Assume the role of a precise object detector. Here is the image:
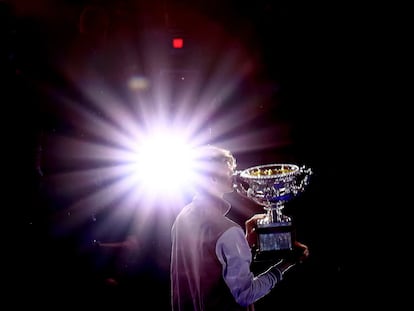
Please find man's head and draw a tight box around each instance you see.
[193,145,236,197]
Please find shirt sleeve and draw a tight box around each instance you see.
[215,226,282,307]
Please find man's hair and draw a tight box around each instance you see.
[193,145,236,179]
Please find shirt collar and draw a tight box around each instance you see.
[193,194,231,215]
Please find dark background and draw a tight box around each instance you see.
[3,0,397,309]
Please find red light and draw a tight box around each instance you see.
[172,38,184,49]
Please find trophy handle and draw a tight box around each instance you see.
[295,165,313,194]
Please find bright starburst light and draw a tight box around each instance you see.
[132,127,198,197]
[42,17,291,246]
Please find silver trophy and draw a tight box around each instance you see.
[233,163,312,260]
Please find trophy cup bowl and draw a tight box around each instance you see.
[233,163,312,261]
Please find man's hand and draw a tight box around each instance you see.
[293,240,310,263]
[245,214,266,248]
[284,240,310,264]
[272,241,310,276]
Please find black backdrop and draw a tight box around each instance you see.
[3,0,382,309]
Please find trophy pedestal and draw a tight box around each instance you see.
[254,210,296,262]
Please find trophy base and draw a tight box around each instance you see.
[254,221,295,262]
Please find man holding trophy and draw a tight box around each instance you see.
[170,145,310,311]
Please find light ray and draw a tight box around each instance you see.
[44,19,289,245]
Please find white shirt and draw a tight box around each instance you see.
[215,226,282,306]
